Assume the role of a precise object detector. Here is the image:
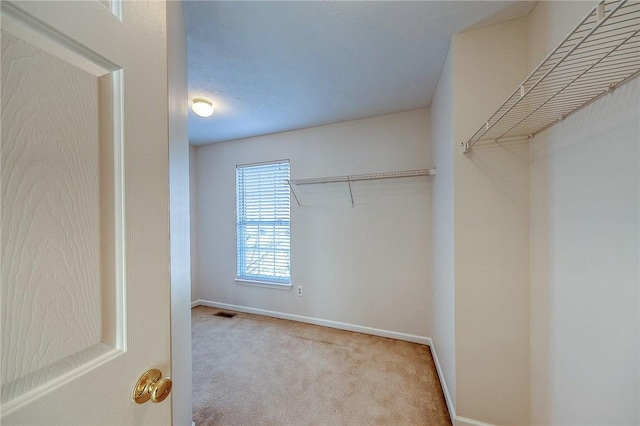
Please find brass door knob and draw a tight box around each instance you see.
[132,368,172,404]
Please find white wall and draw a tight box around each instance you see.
[430,46,457,413]
[193,109,432,338]
[190,144,198,303]
[528,2,640,424]
[452,17,530,425]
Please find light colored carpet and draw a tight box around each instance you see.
[192,306,452,426]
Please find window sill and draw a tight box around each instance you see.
[235,279,292,290]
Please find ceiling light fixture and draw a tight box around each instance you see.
[192,98,214,117]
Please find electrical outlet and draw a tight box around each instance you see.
[296,286,303,297]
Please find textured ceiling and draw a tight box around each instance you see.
[185,1,536,145]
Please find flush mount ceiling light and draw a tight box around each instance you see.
[192,98,214,117]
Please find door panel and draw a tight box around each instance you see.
[1,1,171,424]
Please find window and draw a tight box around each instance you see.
[236,160,291,285]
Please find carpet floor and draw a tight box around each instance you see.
[192,306,452,426]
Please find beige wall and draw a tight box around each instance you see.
[528,1,640,424]
[452,17,531,425]
[193,109,432,338]
[429,16,531,425]
[430,45,457,413]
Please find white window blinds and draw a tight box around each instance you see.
[236,160,291,284]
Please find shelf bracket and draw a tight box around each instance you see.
[347,178,354,207]
[286,179,301,208]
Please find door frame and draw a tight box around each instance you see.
[167,2,193,425]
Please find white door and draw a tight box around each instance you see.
[1,0,172,424]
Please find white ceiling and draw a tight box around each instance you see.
[185,1,536,145]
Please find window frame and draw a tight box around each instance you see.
[235,159,291,288]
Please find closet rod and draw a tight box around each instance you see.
[289,168,435,186]
[286,169,435,207]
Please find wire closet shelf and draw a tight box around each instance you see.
[287,168,435,207]
[463,0,640,153]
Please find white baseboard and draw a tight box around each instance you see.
[191,299,429,345]
[424,338,496,426]
[427,337,456,424]
[454,416,496,426]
